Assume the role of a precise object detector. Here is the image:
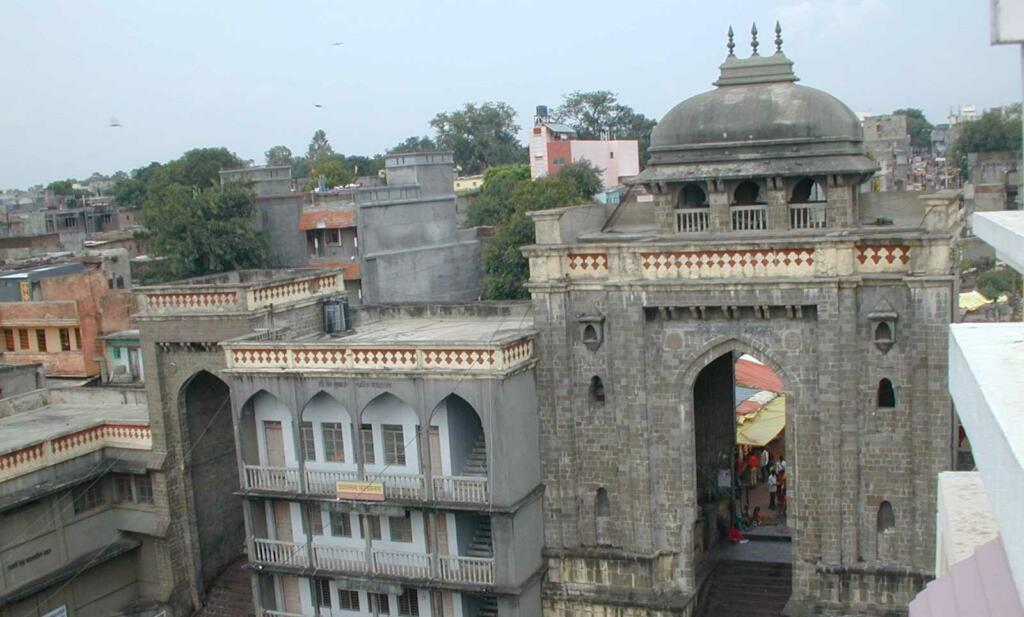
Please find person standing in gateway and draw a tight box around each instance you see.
[768,469,778,510]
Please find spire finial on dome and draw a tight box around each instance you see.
[774,21,783,53]
[751,22,759,55]
[727,25,735,57]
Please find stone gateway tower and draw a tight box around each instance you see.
[525,26,959,617]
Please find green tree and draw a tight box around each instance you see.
[142,182,270,282]
[390,135,436,153]
[304,157,355,190]
[977,267,1020,301]
[556,160,603,199]
[46,180,75,196]
[265,145,293,167]
[162,147,244,189]
[430,102,526,174]
[893,108,933,149]
[950,108,1023,178]
[307,129,334,160]
[464,165,531,227]
[553,90,658,163]
[481,175,589,299]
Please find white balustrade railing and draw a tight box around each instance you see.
[304,468,360,495]
[376,472,425,500]
[253,538,308,568]
[313,544,368,573]
[261,610,307,617]
[731,205,768,231]
[372,549,431,578]
[433,476,488,504]
[675,207,710,233]
[244,465,300,492]
[439,555,495,585]
[789,203,827,229]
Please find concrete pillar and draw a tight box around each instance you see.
[709,188,731,232]
[767,185,789,231]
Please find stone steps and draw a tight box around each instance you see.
[697,560,791,617]
[193,558,253,617]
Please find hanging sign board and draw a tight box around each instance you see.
[336,481,385,501]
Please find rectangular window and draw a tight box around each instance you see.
[112,347,121,359]
[330,511,352,537]
[304,504,324,535]
[136,475,154,504]
[338,588,360,610]
[398,588,419,616]
[360,424,375,464]
[36,329,47,352]
[322,422,345,462]
[389,514,413,543]
[72,483,103,514]
[112,475,134,503]
[300,422,316,461]
[370,593,389,615]
[315,579,332,609]
[360,515,382,540]
[18,329,28,350]
[382,424,406,465]
[329,229,341,245]
[59,328,71,351]
[3,329,13,351]
[73,328,81,348]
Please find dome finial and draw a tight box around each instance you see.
[774,21,783,53]
[727,25,735,56]
[751,22,759,55]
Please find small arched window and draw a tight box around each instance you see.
[595,487,611,545]
[877,500,895,533]
[790,177,825,203]
[877,378,896,408]
[679,183,708,207]
[874,322,892,343]
[589,376,605,403]
[733,180,762,205]
[583,325,598,344]
[595,488,610,517]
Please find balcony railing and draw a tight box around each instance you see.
[313,544,368,573]
[789,202,827,229]
[439,555,495,585]
[373,549,432,579]
[675,207,710,233]
[257,539,495,585]
[376,472,426,500]
[731,205,768,231]
[260,610,307,617]
[432,476,488,504]
[244,465,300,492]
[304,468,359,495]
[253,538,308,568]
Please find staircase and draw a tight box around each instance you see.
[192,558,253,617]
[696,560,791,617]
[462,433,488,476]
[466,517,493,558]
[478,596,498,617]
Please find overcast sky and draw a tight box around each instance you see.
[1,0,1020,189]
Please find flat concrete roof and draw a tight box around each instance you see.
[973,211,1024,273]
[328,316,534,346]
[0,401,147,455]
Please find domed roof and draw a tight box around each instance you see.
[650,81,863,150]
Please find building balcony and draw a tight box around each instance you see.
[674,207,710,233]
[137,269,344,316]
[730,204,768,230]
[253,538,495,585]
[243,464,490,506]
[789,202,827,229]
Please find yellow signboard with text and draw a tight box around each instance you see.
[336,481,385,502]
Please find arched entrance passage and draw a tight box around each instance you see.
[688,346,794,613]
[180,370,243,588]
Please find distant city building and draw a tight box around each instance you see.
[219,165,293,197]
[949,104,981,125]
[0,266,136,377]
[528,105,640,189]
[862,113,913,191]
[98,329,143,384]
[454,174,485,193]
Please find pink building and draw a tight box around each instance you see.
[528,109,640,190]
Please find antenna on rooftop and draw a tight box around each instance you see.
[774,21,783,53]
[751,23,759,55]
[727,26,735,56]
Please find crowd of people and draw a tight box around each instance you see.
[732,446,787,535]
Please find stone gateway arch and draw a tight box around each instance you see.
[525,32,957,617]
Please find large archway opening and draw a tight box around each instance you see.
[691,350,792,614]
[181,370,243,590]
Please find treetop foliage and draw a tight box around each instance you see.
[949,107,1023,178]
[553,90,657,164]
[430,102,526,175]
